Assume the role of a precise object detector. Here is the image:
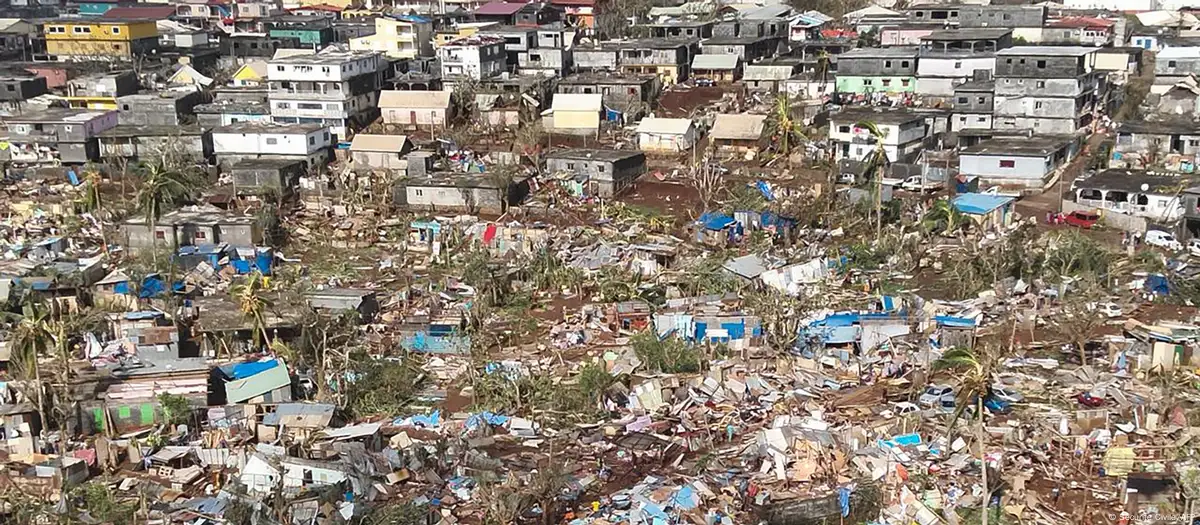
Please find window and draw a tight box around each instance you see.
[882,79,892,86]
[901,61,909,68]
[977,97,985,104]
[276,102,290,109]
[567,162,575,169]
[277,66,285,72]
[415,189,423,196]
[1003,14,1011,20]
[901,79,910,87]
[309,136,315,145]
[1036,80,1045,88]
[1035,101,1043,109]
[1169,60,1178,68]
[321,66,330,73]
[324,132,330,141]
[977,117,987,123]
[628,87,637,95]
[1005,58,1012,64]
[954,61,962,69]
[1036,60,1046,69]
[195,231,206,239]
[266,138,278,145]
[73,26,91,34]
[47,26,65,33]
[111,26,121,34]
[5,85,12,92]
[959,116,967,123]
[999,160,1015,168]
[598,165,606,172]
[884,60,892,68]
[838,125,850,133]
[864,79,873,86]
[957,97,968,104]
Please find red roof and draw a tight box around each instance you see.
[549,0,593,6]
[1049,16,1115,29]
[100,5,176,19]
[473,1,528,16]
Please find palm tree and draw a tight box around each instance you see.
[765,94,807,161]
[934,346,1000,525]
[135,160,196,264]
[855,121,890,237]
[922,199,970,237]
[7,304,54,441]
[232,271,273,351]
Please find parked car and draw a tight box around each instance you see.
[919,384,953,406]
[885,401,921,418]
[1064,210,1099,229]
[990,385,1024,404]
[694,78,716,87]
[1076,392,1106,407]
[901,176,944,193]
[1146,230,1183,251]
[1188,238,1200,258]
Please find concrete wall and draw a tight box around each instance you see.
[838,56,918,76]
[960,153,1051,186]
[1157,55,1200,77]
[551,109,599,132]
[994,116,1080,134]
[574,48,617,69]
[993,94,1082,120]
[351,150,408,171]
[1062,199,1147,233]
[952,113,992,131]
[835,75,915,94]
[639,130,696,152]
[382,107,447,126]
[880,28,934,47]
[405,184,505,214]
[996,54,1089,78]
[994,75,1097,97]
[954,92,993,113]
[212,128,331,156]
[959,6,1045,28]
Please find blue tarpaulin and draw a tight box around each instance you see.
[755,181,775,201]
[139,275,166,298]
[838,487,852,517]
[1147,274,1170,295]
[697,212,736,231]
[465,411,510,429]
[113,281,130,294]
[934,315,977,328]
[67,170,79,186]
[229,359,280,379]
[393,410,441,428]
[232,260,252,274]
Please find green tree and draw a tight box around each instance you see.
[922,199,970,237]
[135,160,198,264]
[854,120,890,237]
[934,346,1001,525]
[157,392,192,427]
[7,303,54,441]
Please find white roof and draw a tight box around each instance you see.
[744,65,794,81]
[710,113,767,140]
[1159,46,1200,59]
[272,48,315,60]
[693,54,740,70]
[637,117,694,135]
[843,4,900,20]
[378,90,452,109]
[552,93,602,112]
[350,134,410,152]
[0,19,30,33]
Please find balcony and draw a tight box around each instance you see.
[270,104,349,120]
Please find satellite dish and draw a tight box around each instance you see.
[1141,183,1150,192]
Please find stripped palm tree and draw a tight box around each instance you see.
[232,271,273,350]
[765,94,808,163]
[934,345,1000,525]
[135,160,197,264]
[854,121,890,237]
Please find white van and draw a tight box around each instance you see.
[1145,230,1183,251]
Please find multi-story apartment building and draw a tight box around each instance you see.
[437,34,506,81]
[835,47,919,95]
[43,20,158,61]
[916,29,1010,97]
[951,79,995,132]
[267,51,385,140]
[0,108,119,164]
[573,38,699,84]
[349,14,434,59]
[211,121,333,169]
[959,5,1046,44]
[993,46,1103,135]
[829,108,928,163]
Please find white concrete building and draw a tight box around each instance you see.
[437,34,506,81]
[1062,0,1157,10]
[267,50,384,140]
[636,117,698,152]
[828,109,927,163]
[212,122,332,169]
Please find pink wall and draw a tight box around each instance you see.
[23,65,69,89]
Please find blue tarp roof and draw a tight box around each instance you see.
[952,193,1015,215]
[124,311,163,320]
[697,212,736,230]
[815,326,861,344]
[934,315,977,328]
[228,359,280,379]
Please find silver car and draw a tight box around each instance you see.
[919,384,953,407]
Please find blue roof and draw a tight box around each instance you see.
[952,193,1015,215]
[228,359,281,379]
[816,326,861,344]
[934,315,977,328]
[124,311,164,320]
[697,212,736,230]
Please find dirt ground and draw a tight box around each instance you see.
[655,85,735,118]
[625,180,705,221]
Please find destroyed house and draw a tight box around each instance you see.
[1,108,119,164]
[116,91,204,127]
[654,311,763,345]
[575,38,700,83]
[221,359,293,405]
[545,149,647,198]
[649,20,714,39]
[121,206,263,251]
[304,288,380,321]
[221,34,303,58]
[556,74,658,112]
[399,314,470,355]
[1113,120,1200,170]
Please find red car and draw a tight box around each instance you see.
[1076,392,1105,407]
[1064,211,1100,229]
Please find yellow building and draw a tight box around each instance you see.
[44,20,158,60]
[350,16,434,59]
